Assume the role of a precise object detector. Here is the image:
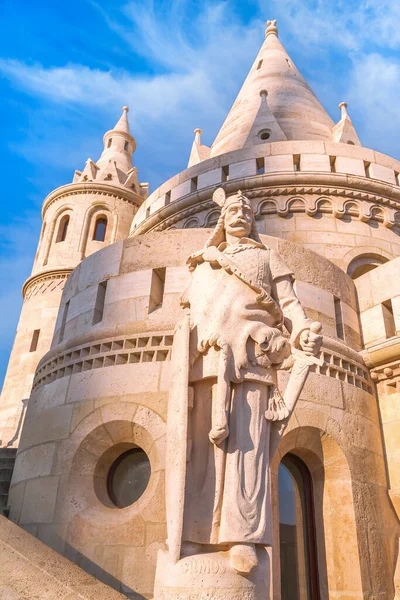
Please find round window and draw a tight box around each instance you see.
[107,448,151,508]
[258,129,271,141]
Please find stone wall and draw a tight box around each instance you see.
[8,230,397,599]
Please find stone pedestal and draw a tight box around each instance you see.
[153,547,270,600]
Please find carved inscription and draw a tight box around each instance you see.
[180,558,228,575]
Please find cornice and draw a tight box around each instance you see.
[131,171,400,235]
[42,181,142,217]
[22,268,73,299]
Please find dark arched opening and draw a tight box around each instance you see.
[279,453,320,600]
[93,217,107,242]
[56,214,70,243]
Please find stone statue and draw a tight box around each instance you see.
[155,188,322,599]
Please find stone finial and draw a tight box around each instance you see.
[194,128,202,144]
[265,19,278,37]
[122,105,129,112]
[339,102,348,119]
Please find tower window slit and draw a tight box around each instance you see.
[382,299,396,339]
[364,161,371,178]
[29,329,40,352]
[395,172,400,186]
[107,138,112,148]
[222,165,230,182]
[293,154,301,172]
[59,300,70,343]
[165,191,171,205]
[93,281,108,325]
[329,156,336,173]
[124,141,129,151]
[56,215,70,243]
[93,217,107,242]
[334,296,344,340]
[256,157,265,175]
[191,177,198,192]
[149,268,166,313]
[257,60,263,70]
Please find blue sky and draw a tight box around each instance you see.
[1,0,400,386]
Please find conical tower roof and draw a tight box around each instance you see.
[97,106,136,172]
[210,20,335,157]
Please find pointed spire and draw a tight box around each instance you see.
[97,106,136,173]
[188,127,211,167]
[210,20,335,157]
[113,105,131,136]
[332,101,361,145]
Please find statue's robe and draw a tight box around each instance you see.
[182,238,311,546]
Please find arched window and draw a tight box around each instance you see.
[279,454,320,600]
[56,215,70,243]
[93,217,107,242]
[347,253,389,279]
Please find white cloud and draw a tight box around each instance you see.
[263,0,400,52]
[346,52,400,158]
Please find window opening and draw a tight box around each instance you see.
[149,267,166,313]
[107,138,112,148]
[93,217,107,242]
[146,207,151,219]
[334,296,344,340]
[222,165,230,182]
[124,141,129,151]
[382,299,396,339]
[258,129,271,141]
[56,215,70,243]
[364,161,371,178]
[256,157,265,175]
[257,59,263,70]
[165,191,171,205]
[29,329,40,352]
[93,280,108,325]
[329,156,336,173]
[59,300,70,343]
[191,177,198,192]
[293,154,301,172]
[279,454,320,600]
[107,448,151,508]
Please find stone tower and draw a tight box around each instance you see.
[3,19,400,600]
[0,107,145,447]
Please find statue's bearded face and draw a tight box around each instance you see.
[224,201,252,239]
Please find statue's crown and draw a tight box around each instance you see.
[212,188,252,211]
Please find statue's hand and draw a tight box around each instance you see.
[299,323,322,356]
[209,426,229,446]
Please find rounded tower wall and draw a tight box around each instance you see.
[33,183,140,275]
[130,141,400,274]
[8,230,393,598]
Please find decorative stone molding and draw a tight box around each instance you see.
[132,172,400,235]
[32,331,174,390]
[23,269,73,300]
[42,181,142,217]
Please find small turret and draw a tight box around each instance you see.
[188,128,211,167]
[332,101,361,146]
[97,106,136,173]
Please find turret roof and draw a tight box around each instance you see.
[210,19,335,157]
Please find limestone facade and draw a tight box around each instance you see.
[0,108,145,447]
[2,18,400,600]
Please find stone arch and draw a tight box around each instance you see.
[343,246,393,279]
[183,217,200,229]
[315,197,333,214]
[287,197,306,213]
[258,199,277,216]
[343,200,361,217]
[205,210,221,227]
[271,426,363,599]
[80,203,116,258]
[43,204,75,266]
